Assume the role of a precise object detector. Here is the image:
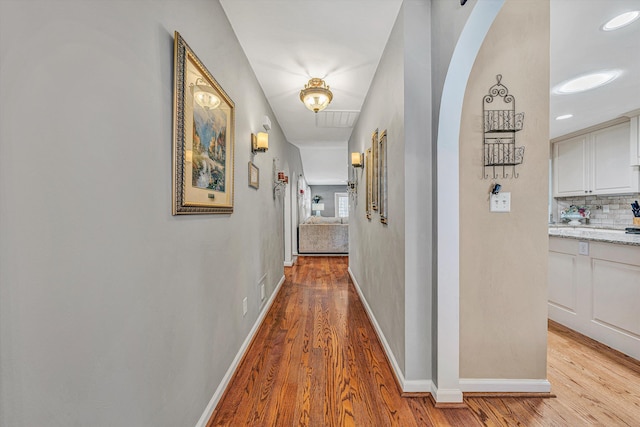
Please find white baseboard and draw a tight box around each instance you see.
[433,387,464,403]
[284,256,297,267]
[348,268,405,387]
[195,274,286,427]
[459,378,552,393]
[403,379,434,393]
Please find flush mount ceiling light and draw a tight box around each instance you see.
[191,78,221,110]
[553,70,621,94]
[555,114,573,120]
[602,11,640,31]
[300,78,333,113]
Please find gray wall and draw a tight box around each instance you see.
[348,4,407,376]
[309,185,346,217]
[0,1,302,426]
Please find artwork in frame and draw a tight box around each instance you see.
[379,130,388,224]
[172,31,235,215]
[371,129,379,211]
[365,148,372,220]
[248,161,259,189]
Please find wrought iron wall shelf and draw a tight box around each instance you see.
[483,75,525,179]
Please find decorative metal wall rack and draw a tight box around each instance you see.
[483,74,525,179]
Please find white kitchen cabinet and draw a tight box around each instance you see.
[553,134,588,197]
[552,121,639,197]
[549,236,640,360]
[630,115,640,166]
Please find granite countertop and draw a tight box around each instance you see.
[548,226,640,246]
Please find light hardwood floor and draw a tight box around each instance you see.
[208,256,640,426]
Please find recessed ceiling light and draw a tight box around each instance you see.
[602,11,640,31]
[553,70,621,94]
[555,114,573,121]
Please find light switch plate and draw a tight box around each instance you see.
[490,192,511,212]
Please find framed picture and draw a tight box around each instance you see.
[366,148,372,220]
[379,130,388,224]
[172,31,235,215]
[371,129,379,211]
[248,161,259,189]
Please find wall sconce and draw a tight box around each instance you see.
[273,159,289,196]
[351,152,364,168]
[251,132,269,153]
[347,179,357,198]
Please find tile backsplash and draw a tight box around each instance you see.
[555,193,640,228]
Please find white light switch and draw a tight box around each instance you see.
[490,192,511,212]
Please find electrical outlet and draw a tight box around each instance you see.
[490,192,511,212]
[578,241,589,256]
[242,297,248,316]
[260,284,265,301]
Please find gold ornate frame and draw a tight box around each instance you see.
[248,162,259,189]
[371,129,379,211]
[379,130,388,224]
[172,31,235,215]
[366,148,372,220]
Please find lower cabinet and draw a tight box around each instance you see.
[549,237,640,360]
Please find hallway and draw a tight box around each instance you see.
[208,257,640,426]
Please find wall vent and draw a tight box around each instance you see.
[315,110,360,128]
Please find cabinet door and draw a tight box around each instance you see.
[553,135,588,197]
[592,122,638,194]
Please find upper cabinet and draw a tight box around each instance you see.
[552,121,639,197]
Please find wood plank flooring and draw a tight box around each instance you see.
[208,256,640,426]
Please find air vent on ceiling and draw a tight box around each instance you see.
[315,110,360,128]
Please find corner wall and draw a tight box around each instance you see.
[348,3,406,375]
[0,1,302,426]
[459,0,550,382]
[348,0,433,386]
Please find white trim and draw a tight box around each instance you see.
[435,0,504,404]
[459,378,552,393]
[403,379,434,393]
[195,274,286,427]
[348,268,434,395]
[284,256,297,267]
[433,388,464,403]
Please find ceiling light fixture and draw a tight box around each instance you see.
[553,70,621,94]
[300,78,333,113]
[555,114,573,120]
[602,11,640,31]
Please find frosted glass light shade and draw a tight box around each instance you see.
[256,132,268,150]
[351,152,363,167]
[300,78,333,113]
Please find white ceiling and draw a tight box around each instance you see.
[220,0,403,185]
[221,0,640,184]
[551,0,640,139]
